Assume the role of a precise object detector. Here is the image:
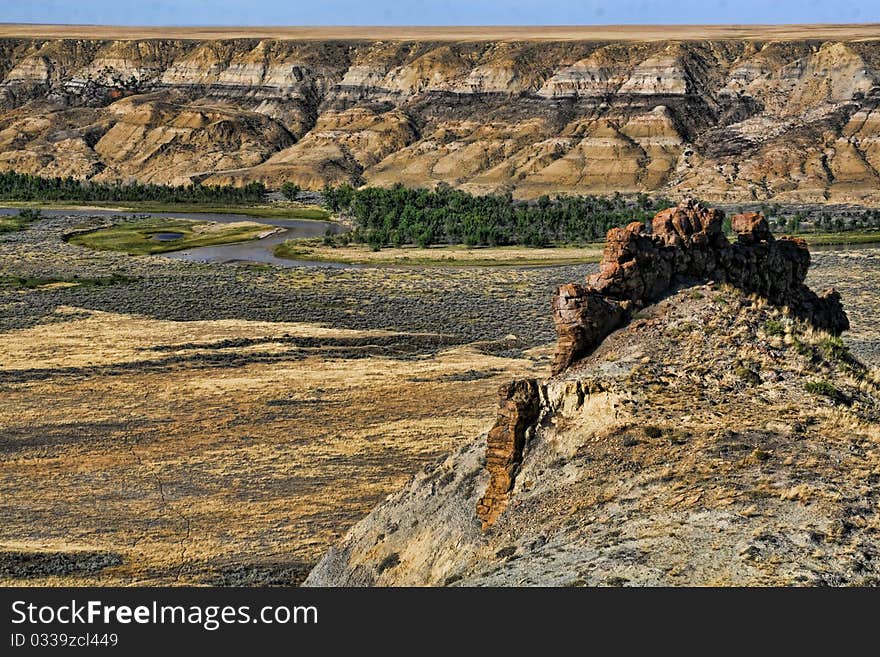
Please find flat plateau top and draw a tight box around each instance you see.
[0,23,878,41]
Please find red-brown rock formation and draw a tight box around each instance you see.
[731,212,772,243]
[551,199,849,375]
[476,379,542,529]
[551,284,630,377]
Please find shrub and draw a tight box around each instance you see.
[764,319,784,336]
[804,380,845,403]
[280,182,301,201]
[377,553,400,573]
[323,183,677,247]
[736,365,761,386]
[0,208,42,234]
[643,426,662,439]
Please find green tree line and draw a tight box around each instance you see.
[743,203,880,234]
[0,171,266,205]
[323,183,674,248]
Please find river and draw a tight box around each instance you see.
[4,207,879,268]
[0,206,347,268]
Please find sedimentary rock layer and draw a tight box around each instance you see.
[1,36,880,200]
[475,379,542,528]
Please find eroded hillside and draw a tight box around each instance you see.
[305,203,880,586]
[307,284,880,586]
[1,33,880,201]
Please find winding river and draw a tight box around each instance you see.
[4,207,879,268]
[0,207,346,268]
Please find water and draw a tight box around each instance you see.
[11,205,875,268]
[151,232,184,241]
[163,222,354,268]
[158,216,347,268]
[0,206,344,267]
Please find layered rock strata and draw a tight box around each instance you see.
[1,36,880,200]
[475,379,542,528]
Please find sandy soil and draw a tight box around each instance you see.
[1,24,878,41]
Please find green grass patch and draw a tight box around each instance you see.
[801,231,880,246]
[804,380,846,403]
[1,200,331,221]
[790,335,812,356]
[764,319,785,336]
[0,208,42,234]
[68,218,274,255]
[819,336,866,377]
[0,273,137,289]
[820,336,848,360]
[273,239,600,267]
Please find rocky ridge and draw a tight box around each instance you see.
[306,202,880,587]
[1,36,880,200]
[551,199,849,375]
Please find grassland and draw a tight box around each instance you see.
[1,200,331,221]
[0,209,41,234]
[274,239,605,267]
[0,214,28,234]
[800,231,880,246]
[3,207,880,585]
[273,231,880,267]
[68,217,276,255]
[0,273,136,290]
[0,307,547,585]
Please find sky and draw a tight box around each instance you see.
[1,0,877,26]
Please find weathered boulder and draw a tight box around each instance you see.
[551,284,629,375]
[589,221,674,302]
[652,199,726,249]
[731,211,773,243]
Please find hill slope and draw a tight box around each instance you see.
[1,29,880,201]
[306,285,880,586]
[305,203,880,586]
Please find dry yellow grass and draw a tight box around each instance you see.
[276,242,604,266]
[0,306,395,369]
[0,307,548,585]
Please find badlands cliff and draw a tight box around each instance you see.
[1,31,880,201]
[305,202,880,586]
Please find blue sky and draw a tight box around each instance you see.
[1,0,876,26]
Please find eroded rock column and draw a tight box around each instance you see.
[476,379,541,529]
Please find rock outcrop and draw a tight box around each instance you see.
[1,33,880,200]
[307,273,880,586]
[304,197,880,586]
[551,199,849,374]
[475,379,542,528]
